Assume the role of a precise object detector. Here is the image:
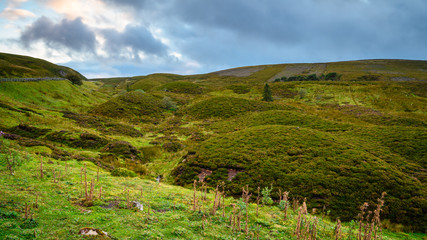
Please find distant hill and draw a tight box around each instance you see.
[124,59,427,94]
[0,52,86,80]
[212,59,427,82]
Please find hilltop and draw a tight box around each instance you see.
[0,54,426,239]
[0,52,86,80]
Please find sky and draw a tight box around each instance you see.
[0,0,426,78]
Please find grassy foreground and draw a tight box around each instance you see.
[1,145,425,240]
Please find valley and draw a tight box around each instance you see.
[0,53,426,239]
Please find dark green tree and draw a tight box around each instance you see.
[66,73,83,86]
[262,83,273,102]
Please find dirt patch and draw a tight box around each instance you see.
[268,63,327,82]
[214,66,265,77]
[391,77,416,81]
[336,104,383,117]
[197,169,212,182]
[228,169,243,181]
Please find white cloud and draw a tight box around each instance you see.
[44,0,133,31]
[0,7,35,20]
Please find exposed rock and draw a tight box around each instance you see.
[132,201,144,211]
[79,227,109,238]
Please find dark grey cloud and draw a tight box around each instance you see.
[101,24,168,59]
[154,0,427,67]
[102,0,149,9]
[16,0,426,77]
[20,16,96,52]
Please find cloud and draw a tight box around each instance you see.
[0,7,35,20]
[20,16,97,52]
[101,24,168,60]
[5,0,427,77]
[148,0,427,67]
[102,0,149,9]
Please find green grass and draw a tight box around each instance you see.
[181,96,294,119]
[0,52,85,79]
[0,80,107,112]
[1,55,426,237]
[0,147,425,239]
[90,91,167,121]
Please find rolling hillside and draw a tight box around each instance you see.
[0,52,86,80]
[0,54,426,238]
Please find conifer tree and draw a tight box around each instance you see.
[262,83,273,102]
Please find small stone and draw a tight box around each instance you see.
[79,227,109,238]
[132,201,144,211]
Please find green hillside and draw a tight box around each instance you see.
[0,55,426,238]
[0,52,86,79]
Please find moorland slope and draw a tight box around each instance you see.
[0,53,426,238]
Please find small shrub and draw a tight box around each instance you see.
[278,200,289,210]
[162,141,184,152]
[140,146,161,161]
[261,186,273,206]
[324,72,339,80]
[298,89,307,98]
[305,74,318,81]
[66,73,83,86]
[160,96,178,111]
[226,84,251,94]
[111,167,137,177]
[102,141,140,159]
[132,165,148,175]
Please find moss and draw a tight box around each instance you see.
[140,146,162,161]
[226,84,251,94]
[210,110,352,133]
[102,141,141,159]
[111,167,137,177]
[181,96,292,119]
[159,81,203,94]
[162,141,184,152]
[90,91,165,121]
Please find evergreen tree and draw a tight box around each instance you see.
[262,83,273,102]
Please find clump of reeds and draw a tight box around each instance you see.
[242,185,252,234]
[193,180,198,211]
[335,218,342,240]
[256,186,260,217]
[302,197,308,215]
[358,192,386,240]
[39,157,43,179]
[211,185,221,215]
[295,206,318,240]
[282,191,289,220]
